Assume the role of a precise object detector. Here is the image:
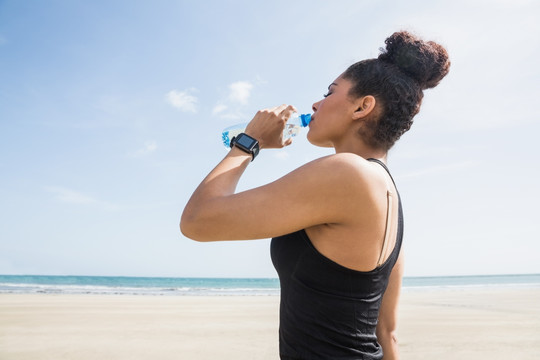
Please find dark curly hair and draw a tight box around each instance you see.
[342,31,450,150]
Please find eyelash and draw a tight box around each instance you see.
[323,92,331,98]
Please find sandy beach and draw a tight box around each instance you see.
[1,287,539,360]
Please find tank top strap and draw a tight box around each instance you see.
[367,158,398,188]
[367,158,404,267]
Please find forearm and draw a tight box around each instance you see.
[180,147,252,239]
[180,104,296,240]
[378,330,399,360]
[193,147,251,197]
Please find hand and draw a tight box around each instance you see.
[244,104,297,149]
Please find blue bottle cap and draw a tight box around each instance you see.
[300,114,312,127]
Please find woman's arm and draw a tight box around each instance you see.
[180,151,372,241]
[376,252,404,360]
[180,106,375,242]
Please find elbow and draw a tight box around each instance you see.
[377,326,399,348]
[180,209,205,242]
[179,221,194,241]
[181,197,229,242]
[386,330,399,347]
[180,208,216,242]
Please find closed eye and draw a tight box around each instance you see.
[324,82,337,98]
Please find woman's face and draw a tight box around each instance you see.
[307,76,358,148]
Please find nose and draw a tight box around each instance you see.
[312,100,320,113]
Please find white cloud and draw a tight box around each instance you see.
[212,104,228,114]
[212,81,255,120]
[229,81,253,104]
[132,141,157,157]
[45,186,99,205]
[166,89,198,112]
[254,75,267,85]
[44,186,119,210]
[274,151,291,160]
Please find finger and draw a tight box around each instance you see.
[272,104,288,115]
[283,137,293,147]
[277,104,295,113]
[279,104,297,119]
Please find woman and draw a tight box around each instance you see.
[181,31,450,359]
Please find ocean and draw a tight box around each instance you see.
[1,274,539,296]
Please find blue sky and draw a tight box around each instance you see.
[1,0,539,278]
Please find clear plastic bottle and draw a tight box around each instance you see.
[221,113,312,147]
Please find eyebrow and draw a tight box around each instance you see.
[328,82,337,90]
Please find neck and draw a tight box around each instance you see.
[334,139,388,163]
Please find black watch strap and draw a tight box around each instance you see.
[230,133,260,161]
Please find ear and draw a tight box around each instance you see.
[352,95,376,120]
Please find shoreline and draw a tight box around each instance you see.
[1,287,539,359]
[2,273,539,297]
[1,281,539,296]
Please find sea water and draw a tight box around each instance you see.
[0,275,280,296]
[1,274,539,296]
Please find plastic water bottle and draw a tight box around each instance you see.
[221,113,312,147]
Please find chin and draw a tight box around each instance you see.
[307,134,333,148]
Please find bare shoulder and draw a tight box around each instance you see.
[309,153,379,172]
[299,153,385,191]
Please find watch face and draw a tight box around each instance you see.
[236,134,256,149]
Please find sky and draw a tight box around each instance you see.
[1,0,539,278]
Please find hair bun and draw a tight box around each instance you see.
[378,31,450,90]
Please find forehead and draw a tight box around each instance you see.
[330,76,353,90]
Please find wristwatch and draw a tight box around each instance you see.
[230,133,260,161]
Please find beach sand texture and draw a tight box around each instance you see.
[1,288,539,360]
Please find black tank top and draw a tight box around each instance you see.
[270,159,403,360]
